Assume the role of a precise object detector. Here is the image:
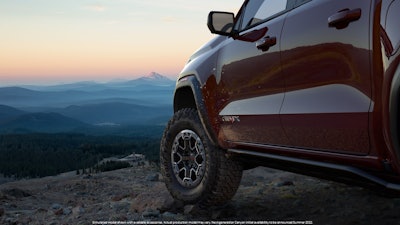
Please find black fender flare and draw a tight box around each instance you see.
[173,75,218,146]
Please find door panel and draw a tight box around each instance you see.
[280,0,372,154]
[217,1,288,146]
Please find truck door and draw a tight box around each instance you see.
[280,0,372,154]
[217,0,290,146]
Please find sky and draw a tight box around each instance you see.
[0,0,243,85]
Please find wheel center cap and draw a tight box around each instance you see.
[182,154,195,162]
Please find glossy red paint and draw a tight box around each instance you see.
[216,14,288,146]
[174,0,400,190]
[280,0,372,155]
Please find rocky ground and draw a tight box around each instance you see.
[1,163,400,225]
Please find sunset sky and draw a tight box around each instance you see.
[0,0,242,85]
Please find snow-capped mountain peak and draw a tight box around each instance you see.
[122,72,174,87]
[144,72,168,80]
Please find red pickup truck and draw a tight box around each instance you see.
[160,0,400,206]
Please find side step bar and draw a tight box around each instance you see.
[228,148,400,192]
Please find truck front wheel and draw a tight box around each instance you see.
[160,108,243,206]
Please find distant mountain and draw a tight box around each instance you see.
[0,87,39,95]
[0,87,42,101]
[0,72,175,134]
[21,81,100,92]
[0,112,90,133]
[20,72,175,92]
[58,102,172,125]
[138,72,172,82]
[0,79,174,108]
[0,105,26,122]
[131,72,174,85]
[0,86,92,108]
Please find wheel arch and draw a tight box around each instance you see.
[173,75,219,145]
[174,86,196,112]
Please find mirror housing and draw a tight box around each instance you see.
[207,11,235,36]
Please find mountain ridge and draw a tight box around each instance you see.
[17,72,175,92]
[0,72,174,134]
[0,105,27,123]
[0,112,90,133]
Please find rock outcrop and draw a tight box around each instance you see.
[1,164,400,225]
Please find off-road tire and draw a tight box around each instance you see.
[160,108,243,206]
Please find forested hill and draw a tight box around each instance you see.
[0,73,173,180]
[0,131,162,179]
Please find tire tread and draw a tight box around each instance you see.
[160,108,243,206]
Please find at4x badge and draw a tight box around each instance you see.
[221,116,241,124]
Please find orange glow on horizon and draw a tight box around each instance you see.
[0,0,243,85]
[0,38,191,82]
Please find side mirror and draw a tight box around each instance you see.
[207,11,235,36]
